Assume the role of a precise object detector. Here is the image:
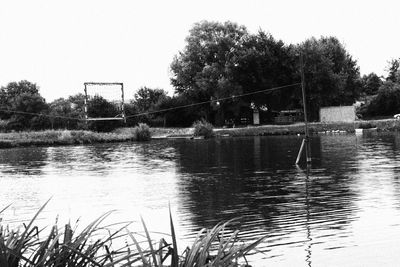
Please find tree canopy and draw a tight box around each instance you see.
[360,73,382,96]
[299,36,361,120]
[171,21,362,123]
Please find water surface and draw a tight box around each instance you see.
[1,134,400,266]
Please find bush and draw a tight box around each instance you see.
[360,81,400,117]
[135,123,151,141]
[193,119,215,138]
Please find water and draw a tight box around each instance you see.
[1,134,400,266]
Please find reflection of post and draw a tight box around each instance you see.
[295,164,312,266]
[254,136,261,170]
[305,166,312,267]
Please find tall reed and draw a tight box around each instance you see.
[0,202,265,266]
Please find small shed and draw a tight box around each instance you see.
[319,106,356,122]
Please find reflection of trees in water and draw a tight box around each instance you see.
[0,147,48,175]
[47,141,179,176]
[174,136,359,246]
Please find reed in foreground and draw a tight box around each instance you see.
[0,201,265,267]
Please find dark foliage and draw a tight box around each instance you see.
[360,81,400,117]
[87,96,122,132]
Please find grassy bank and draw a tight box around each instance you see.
[0,201,263,267]
[0,123,153,149]
[215,119,400,137]
[0,130,137,148]
[2,119,400,149]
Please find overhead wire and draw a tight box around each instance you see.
[125,82,301,118]
[0,109,84,121]
[0,82,301,121]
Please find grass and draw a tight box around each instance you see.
[0,124,152,149]
[0,202,264,267]
[215,118,400,136]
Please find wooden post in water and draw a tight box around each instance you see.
[295,138,305,165]
[296,53,312,165]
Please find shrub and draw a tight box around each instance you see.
[360,81,400,117]
[135,123,151,141]
[193,119,215,138]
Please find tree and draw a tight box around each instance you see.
[360,73,382,96]
[7,93,49,130]
[386,58,400,83]
[156,94,200,127]
[171,22,362,123]
[361,81,400,117]
[0,80,40,120]
[233,31,298,112]
[48,97,84,129]
[131,87,169,125]
[298,37,361,120]
[170,21,248,125]
[87,96,121,132]
[132,87,168,112]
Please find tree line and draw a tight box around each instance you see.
[0,20,398,132]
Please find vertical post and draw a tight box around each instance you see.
[121,83,126,124]
[300,53,312,164]
[84,83,88,124]
[296,138,305,165]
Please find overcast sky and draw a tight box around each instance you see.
[1,0,399,101]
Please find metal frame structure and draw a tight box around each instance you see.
[83,82,126,123]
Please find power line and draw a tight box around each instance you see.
[125,83,301,118]
[0,82,301,122]
[0,109,84,121]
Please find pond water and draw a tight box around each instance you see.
[1,133,400,266]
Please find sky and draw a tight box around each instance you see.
[1,0,400,101]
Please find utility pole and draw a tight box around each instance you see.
[296,53,312,165]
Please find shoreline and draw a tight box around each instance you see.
[214,119,400,137]
[1,119,399,149]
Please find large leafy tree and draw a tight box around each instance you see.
[299,37,361,120]
[7,93,49,130]
[170,21,248,125]
[0,80,41,120]
[0,80,50,130]
[132,87,168,113]
[233,31,298,111]
[131,87,169,125]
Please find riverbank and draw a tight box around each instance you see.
[215,119,400,137]
[1,119,399,149]
[0,129,139,148]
